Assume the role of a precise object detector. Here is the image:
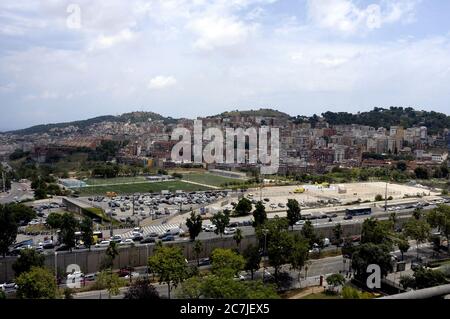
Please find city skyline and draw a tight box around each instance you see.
[1,0,450,130]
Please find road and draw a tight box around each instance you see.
[73,241,431,299]
[0,181,34,204]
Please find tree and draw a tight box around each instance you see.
[396,161,407,171]
[16,267,57,299]
[0,290,6,299]
[427,204,450,253]
[211,210,230,238]
[233,228,243,250]
[234,197,252,216]
[80,217,94,251]
[193,240,203,267]
[8,204,36,224]
[182,275,279,299]
[404,219,431,260]
[360,218,393,249]
[326,273,346,292]
[210,248,245,278]
[351,243,393,281]
[176,276,204,299]
[267,231,294,281]
[252,201,267,227]
[0,205,18,257]
[59,213,78,251]
[414,166,429,179]
[96,270,122,298]
[186,211,202,241]
[148,245,188,299]
[389,212,398,230]
[333,223,343,249]
[397,236,410,261]
[124,278,160,299]
[103,241,119,269]
[300,220,318,248]
[375,194,383,201]
[289,235,309,282]
[400,268,448,290]
[46,212,63,229]
[34,187,48,200]
[286,199,301,230]
[243,245,261,280]
[12,248,45,277]
[412,208,423,220]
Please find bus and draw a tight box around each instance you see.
[345,207,372,217]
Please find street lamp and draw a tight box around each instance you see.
[146,244,150,279]
[54,252,58,283]
[262,228,268,282]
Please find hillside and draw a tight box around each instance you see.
[321,107,450,134]
[212,108,291,119]
[8,111,174,135]
[8,115,117,135]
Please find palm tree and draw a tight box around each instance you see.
[233,229,243,251]
[105,241,119,297]
[193,240,203,267]
[106,241,119,266]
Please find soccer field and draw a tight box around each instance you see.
[182,173,244,187]
[85,176,147,185]
[78,181,212,196]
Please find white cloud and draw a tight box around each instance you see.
[187,15,257,51]
[307,0,419,35]
[148,76,177,90]
[89,29,138,51]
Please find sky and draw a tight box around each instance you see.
[1,0,450,131]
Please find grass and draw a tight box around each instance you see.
[309,248,342,260]
[55,153,89,173]
[78,181,212,196]
[182,172,244,187]
[301,292,342,299]
[85,176,147,185]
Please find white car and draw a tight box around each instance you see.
[95,240,111,248]
[295,220,305,226]
[224,227,237,235]
[205,225,217,232]
[119,238,134,246]
[270,203,277,209]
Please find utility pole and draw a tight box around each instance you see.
[384,166,389,211]
[1,171,5,193]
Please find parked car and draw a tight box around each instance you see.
[111,235,122,243]
[224,227,237,235]
[84,273,97,282]
[295,220,305,226]
[95,240,111,248]
[140,236,156,244]
[198,258,210,266]
[161,235,175,242]
[119,239,134,246]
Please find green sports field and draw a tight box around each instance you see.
[182,173,245,187]
[78,180,212,196]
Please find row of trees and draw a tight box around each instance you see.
[148,243,279,299]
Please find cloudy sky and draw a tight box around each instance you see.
[1,0,450,130]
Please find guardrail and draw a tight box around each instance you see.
[379,284,450,299]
